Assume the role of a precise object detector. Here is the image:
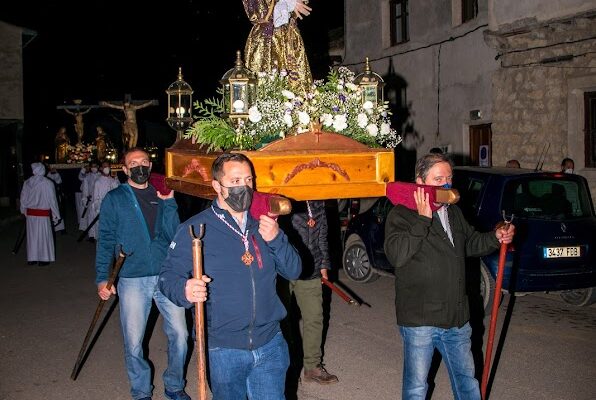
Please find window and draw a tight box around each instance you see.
[503,178,592,220]
[585,91,596,168]
[390,0,409,46]
[462,0,477,23]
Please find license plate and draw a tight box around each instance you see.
[543,246,581,258]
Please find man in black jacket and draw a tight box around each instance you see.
[281,200,338,384]
[384,153,515,400]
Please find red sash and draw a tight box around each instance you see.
[26,208,51,217]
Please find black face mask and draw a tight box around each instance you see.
[222,185,253,212]
[129,165,151,185]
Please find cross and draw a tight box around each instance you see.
[56,100,101,144]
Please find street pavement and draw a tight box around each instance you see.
[1,205,595,400]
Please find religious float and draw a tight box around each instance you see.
[164,56,400,201]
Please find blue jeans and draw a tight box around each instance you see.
[399,323,480,400]
[118,276,188,400]
[208,331,289,400]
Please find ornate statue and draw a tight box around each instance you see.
[243,0,313,96]
[100,98,157,149]
[64,107,92,144]
[55,126,70,163]
[95,126,108,162]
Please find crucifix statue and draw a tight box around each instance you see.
[56,99,99,144]
[100,95,158,149]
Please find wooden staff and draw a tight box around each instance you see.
[189,224,208,400]
[481,215,513,399]
[321,277,360,306]
[71,247,128,380]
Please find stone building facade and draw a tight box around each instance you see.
[342,0,595,197]
[486,9,596,196]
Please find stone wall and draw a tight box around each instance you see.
[487,11,596,197]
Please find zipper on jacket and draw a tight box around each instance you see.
[248,258,256,350]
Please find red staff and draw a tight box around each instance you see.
[481,214,514,399]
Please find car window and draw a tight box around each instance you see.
[453,176,485,218]
[502,178,591,219]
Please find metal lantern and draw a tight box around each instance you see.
[354,57,385,108]
[166,67,194,139]
[220,50,257,124]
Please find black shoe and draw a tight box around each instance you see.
[61,230,68,235]
[27,261,37,266]
[38,262,50,266]
[87,237,96,243]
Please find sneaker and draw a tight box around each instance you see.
[165,389,191,400]
[303,364,339,384]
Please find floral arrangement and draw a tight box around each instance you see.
[66,143,96,164]
[185,66,402,151]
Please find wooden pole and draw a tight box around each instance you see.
[481,220,511,399]
[189,225,208,400]
[71,248,128,380]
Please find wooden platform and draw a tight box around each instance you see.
[165,130,394,201]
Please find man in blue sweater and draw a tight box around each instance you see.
[96,148,190,400]
[159,153,301,400]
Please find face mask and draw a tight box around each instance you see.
[222,184,253,212]
[441,183,452,189]
[102,167,110,175]
[90,167,98,173]
[564,169,573,174]
[129,165,151,185]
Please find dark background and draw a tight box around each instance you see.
[1,0,343,164]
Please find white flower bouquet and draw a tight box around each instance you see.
[185,67,402,151]
[66,143,96,163]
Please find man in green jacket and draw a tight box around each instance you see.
[384,153,515,400]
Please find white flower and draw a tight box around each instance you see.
[321,113,334,127]
[333,114,348,131]
[357,113,369,128]
[298,111,310,125]
[284,101,294,110]
[363,101,374,111]
[366,124,379,137]
[284,113,293,127]
[248,107,262,123]
[346,82,358,91]
[282,90,295,99]
[380,123,391,135]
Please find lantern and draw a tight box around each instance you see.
[166,67,194,139]
[354,57,385,108]
[220,50,257,124]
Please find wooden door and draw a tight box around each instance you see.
[469,124,492,166]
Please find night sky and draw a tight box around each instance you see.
[1,0,342,162]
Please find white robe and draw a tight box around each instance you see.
[76,168,87,226]
[89,175,120,239]
[79,172,99,230]
[20,167,61,262]
[47,171,65,231]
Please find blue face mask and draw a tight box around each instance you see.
[442,183,452,189]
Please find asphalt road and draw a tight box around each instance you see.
[1,209,595,400]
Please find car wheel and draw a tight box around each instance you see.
[480,261,496,315]
[560,287,596,306]
[342,236,378,283]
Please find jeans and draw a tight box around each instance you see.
[208,331,289,400]
[118,276,188,400]
[399,322,480,400]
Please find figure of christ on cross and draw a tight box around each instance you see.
[57,100,99,145]
[99,97,158,149]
